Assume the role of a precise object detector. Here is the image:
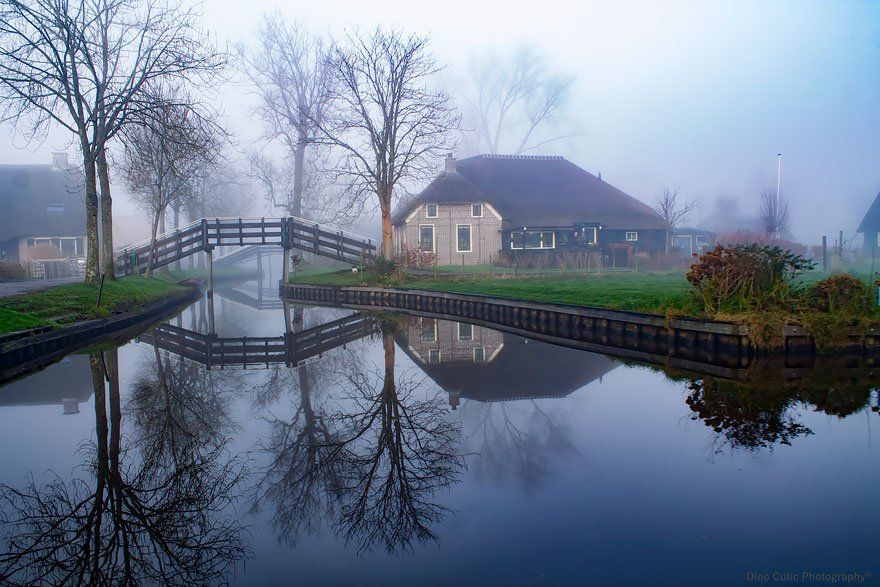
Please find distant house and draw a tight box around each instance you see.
[396,317,618,409]
[670,227,715,256]
[0,154,86,272]
[857,191,880,255]
[392,155,668,266]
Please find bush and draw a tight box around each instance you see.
[806,274,871,315]
[0,259,25,280]
[396,245,436,269]
[367,255,397,280]
[687,244,814,313]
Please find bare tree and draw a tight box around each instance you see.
[760,188,789,238]
[654,187,697,254]
[239,13,332,218]
[0,0,225,282]
[460,45,574,155]
[120,88,219,275]
[316,28,459,255]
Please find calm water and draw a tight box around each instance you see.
[1,282,878,586]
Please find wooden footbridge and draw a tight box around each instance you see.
[138,312,379,369]
[116,216,376,279]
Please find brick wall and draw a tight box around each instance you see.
[396,202,502,265]
[402,317,504,365]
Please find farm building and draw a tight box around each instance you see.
[392,154,668,266]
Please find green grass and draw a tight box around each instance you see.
[0,276,189,335]
[292,270,691,312]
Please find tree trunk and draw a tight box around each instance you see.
[292,140,306,217]
[380,192,393,258]
[82,148,100,284]
[97,148,115,280]
[147,211,161,278]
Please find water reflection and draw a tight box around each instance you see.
[0,348,250,585]
[252,315,464,553]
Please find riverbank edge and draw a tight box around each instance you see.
[279,282,880,354]
[0,286,200,383]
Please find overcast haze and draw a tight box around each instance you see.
[3,0,878,245]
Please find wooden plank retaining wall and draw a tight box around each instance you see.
[280,283,880,363]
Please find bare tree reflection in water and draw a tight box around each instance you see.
[459,399,576,490]
[0,348,250,586]
[253,319,464,554]
[129,344,239,470]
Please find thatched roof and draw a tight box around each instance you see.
[393,155,665,230]
[0,164,86,241]
[857,191,880,233]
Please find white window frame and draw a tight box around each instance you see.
[418,224,435,252]
[473,347,485,362]
[428,349,441,364]
[510,230,556,250]
[625,231,638,242]
[471,203,483,218]
[46,205,65,214]
[456,224,472,253]
[420,318,438,342]
[695,234,710,246]
[425,203,438,218]
[458,322,473,341]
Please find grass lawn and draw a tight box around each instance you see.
[291,270,692,313]
[0,276,189,335]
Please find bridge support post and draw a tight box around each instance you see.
[206,247,214,297]
[283,248,291,283]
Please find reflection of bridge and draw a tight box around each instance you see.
[116,216,375,279]
[139,313,379,369]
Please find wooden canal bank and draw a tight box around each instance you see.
[0,288,200,385]
[280,283,880,375]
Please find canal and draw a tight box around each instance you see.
[0,275,878,586]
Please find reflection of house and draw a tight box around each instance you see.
[0,355,93,415]
[397,319,619,408]
[670,228,715,256]
[0,154,86,273]
[392,155,667,265]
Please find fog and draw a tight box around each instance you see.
[2,0,878,246]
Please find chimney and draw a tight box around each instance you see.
[51,152,68,171]
[444,153,456,173]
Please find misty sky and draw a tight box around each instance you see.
[2,0,878,244]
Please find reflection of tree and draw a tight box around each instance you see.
[0,349,249,585]
[253,323,464,554]
[252,360,347,547]
[685,378,812,453]
[128,344,238,470]
[460,400,575,490]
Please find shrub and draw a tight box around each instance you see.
[0,259,25,280]
[396,245,436,269]
[686,244,814,313]
[367,255,397,280]
[806,274,871,315]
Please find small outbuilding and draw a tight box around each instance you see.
[857,191,880,256]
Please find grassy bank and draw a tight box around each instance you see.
[291,269,692,312]
[0,276,189,335]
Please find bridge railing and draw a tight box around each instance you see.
[116,216,376,276]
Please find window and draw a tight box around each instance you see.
[419,225,435,252]
[428,349,441,364]
[471,203,483,218]
[510,230,555,250]
[458,322,473,341]
[425,203,438,218]
[473,347,485,363]
[625,231,638,242]
[456,224,472,252]
[421,319,437,342]
[60,237,76,257]
[46,205,64,214]
[695,234,710,246]
[576,226,598,245]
